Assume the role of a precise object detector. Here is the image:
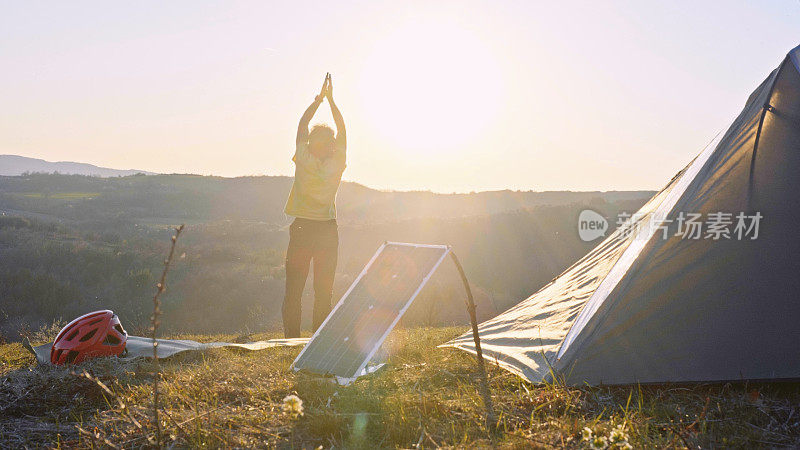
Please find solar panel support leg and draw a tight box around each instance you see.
[449,251,496,430]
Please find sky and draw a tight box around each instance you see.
[1,1,798,193]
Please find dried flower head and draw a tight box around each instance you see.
[609,424,630,445]
[282,394,304,419]
[589,435,608,449]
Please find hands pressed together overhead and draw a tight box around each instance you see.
[316,72,334,103]
[298,72,346,147]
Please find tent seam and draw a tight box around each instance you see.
[747,57,787,209]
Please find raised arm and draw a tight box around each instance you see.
[296,75,328,145]
[326,74,346,151]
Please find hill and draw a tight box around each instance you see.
[0,155,156,177]
[1,174,798,448]
[0,173,653,338]
[0,172,653,224]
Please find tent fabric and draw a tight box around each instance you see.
[444,45,800,385]
[27,336,309,365]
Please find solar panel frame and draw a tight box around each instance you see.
[291,242,451,381]
[290,241,388,374]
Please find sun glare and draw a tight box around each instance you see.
[358,21,504,156]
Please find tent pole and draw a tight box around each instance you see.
[449,251,496,429]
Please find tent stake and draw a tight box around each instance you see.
[449,251,496,429]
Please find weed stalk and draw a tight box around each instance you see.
[151,224,184,447]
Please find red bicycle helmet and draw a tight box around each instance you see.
[51,310,127,365]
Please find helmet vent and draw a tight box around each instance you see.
[114,324,126,335]
[65,350,79,364]
[103,334,121,346]
[79,329,97,342]
[87,318,103,326]
[66,330,80,341]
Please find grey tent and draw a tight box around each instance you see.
[444,45,800,385]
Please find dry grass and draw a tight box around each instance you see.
[1,326,799,448]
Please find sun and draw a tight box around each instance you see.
[358,20,505,156]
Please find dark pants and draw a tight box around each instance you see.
[282,218,338,338]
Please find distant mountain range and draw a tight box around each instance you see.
[0,155,156,177]
[0,155,657,225]
[0,171,657,225]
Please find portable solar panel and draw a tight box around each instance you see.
[292,242,451,382]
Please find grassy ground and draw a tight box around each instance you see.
[1,326,799,448]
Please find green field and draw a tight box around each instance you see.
[2,326,798,448]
